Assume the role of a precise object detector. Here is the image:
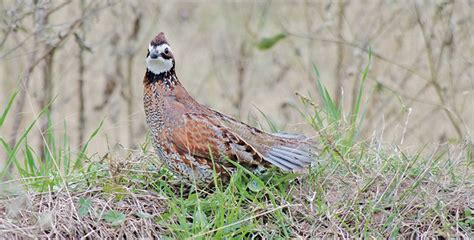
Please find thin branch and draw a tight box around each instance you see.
[286,32,431,82]
[334,1,346,106]
[8,1,100,152]
[414,1,463,138]
[77,0,87,147]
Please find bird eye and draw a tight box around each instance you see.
[164,48,169,55]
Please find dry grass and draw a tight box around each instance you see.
[0,141,472,238]
[0,187,167,239]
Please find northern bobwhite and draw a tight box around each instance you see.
[143,32,316,185]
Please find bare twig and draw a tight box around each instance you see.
[334,1,346,106]
[124,11,142,147]
[77,0,88,147]
[414,1,463,139]
[8,1,97,151]
[8,1,47,165]
[234,41,249,117]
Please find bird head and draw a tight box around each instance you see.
[146,32,174,75]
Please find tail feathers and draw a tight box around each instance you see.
[264,144,315,171]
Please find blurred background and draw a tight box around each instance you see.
[0,0,473,167]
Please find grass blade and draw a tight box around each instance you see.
[0,91,18,127]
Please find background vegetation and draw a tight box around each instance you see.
[0,0,472,238]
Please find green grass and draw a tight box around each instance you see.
[0,52,472,238]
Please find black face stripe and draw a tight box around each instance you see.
[146,50,150,57]
[160,53,171,60]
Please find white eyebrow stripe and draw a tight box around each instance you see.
[149,44,171,53]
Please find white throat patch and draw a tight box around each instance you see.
[146,44,173,75]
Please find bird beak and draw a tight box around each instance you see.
[149,49,159,59]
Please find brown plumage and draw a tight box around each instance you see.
[143,32,316,185]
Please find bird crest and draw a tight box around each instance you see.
[151,32,168,46]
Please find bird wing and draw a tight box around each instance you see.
[169,113,267,169]
[171,111,316,171]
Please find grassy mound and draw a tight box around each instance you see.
[1,142,472,238]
